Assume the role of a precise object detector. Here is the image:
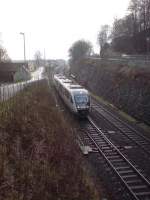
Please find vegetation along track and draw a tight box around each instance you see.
[91,99,150,156]
[79,117,150,200]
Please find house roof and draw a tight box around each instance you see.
[0,62,28,73]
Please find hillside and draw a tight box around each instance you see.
[0,80,100,200]
[70,58,150,125]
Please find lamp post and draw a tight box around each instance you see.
[20,32,26,62]
[146,37,150,60]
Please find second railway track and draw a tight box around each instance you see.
[91,99,150,156]
[79,117,150,200]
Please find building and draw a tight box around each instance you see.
[0,62,31,83]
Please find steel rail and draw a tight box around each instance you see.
[91,101,150,156]
[82,117,150,200]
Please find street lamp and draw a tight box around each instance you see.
[20,32,26,62]
[146,37,150,53]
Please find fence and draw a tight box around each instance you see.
[0,78,47,121]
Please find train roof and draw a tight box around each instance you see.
[62,79,73,83]
[55,74,66,79]
[71,88,88,95]
[69,84,83,89]
[54,74,89,94]
[69,84,88,94]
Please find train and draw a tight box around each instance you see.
[53,74,90,117]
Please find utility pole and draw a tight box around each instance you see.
[20,32,26,62]
[146,37,150,59]
[44,48,46,67]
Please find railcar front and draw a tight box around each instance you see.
[72,89,90,117]
[54,75,90,117]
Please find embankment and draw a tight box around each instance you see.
[0,80,100,200]
[71,58,150,125]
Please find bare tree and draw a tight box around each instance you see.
[97,25,110,56]
[0,45,10,62]
[128,0,140,32]
[69,40,93,63]
[110,0,150,53]
[139,0,150,30]
[34,50,43,69]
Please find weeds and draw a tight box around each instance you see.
[0,80,99,200]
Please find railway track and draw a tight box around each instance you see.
[80,117,150,200]
[53,80,150,199]
[91,100,150,156]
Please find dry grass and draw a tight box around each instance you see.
[0,80,99,200]
[92,93,137,123]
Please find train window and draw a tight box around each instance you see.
[74,95,89,104]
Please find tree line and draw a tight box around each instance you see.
[69,0,150,62]
[0,45,10,62]
[111,0,150,54]
[98,0,150,55]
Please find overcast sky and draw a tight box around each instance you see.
[0,0,130,60]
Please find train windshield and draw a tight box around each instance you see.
[74,94,89,104]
